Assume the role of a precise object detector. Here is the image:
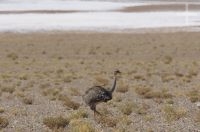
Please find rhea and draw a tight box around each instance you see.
[83,70,121,117]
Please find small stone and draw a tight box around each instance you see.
[196,102,200,108]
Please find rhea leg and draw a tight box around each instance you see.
[90,104,101,118]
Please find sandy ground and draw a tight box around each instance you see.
[0,31,199,131]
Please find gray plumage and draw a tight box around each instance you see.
[83,70,120,116]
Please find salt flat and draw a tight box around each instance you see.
[0,12,199,32]
[0,0,199,32]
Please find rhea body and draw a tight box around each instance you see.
[83,70,120,116]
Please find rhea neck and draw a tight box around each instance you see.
[110,75,117,93]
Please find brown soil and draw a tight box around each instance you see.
[0,31,199,131]
[119,3,200,12]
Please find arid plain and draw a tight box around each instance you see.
[0,31,199,131]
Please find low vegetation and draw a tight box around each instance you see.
[120,102,136,115]
[195,111,200,123]
[135,86,172,99]
[68,109,88,120]
[43,116,69,129]
[0,117,9,129]
[116,81,129,93]
[22,96,33,105]
[96,116,118,127]
[7,53,18,60]
[162,105,187,122]
[70,119,95,132]
[0,31,200,131]
[186,89,200,103]
[58,94,80,110]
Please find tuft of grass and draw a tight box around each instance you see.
[70,119,95,132]
[96,116,118,127]
[98,106,110,115]
[42,88,60,100]
[43,116,69,129]
[186,89,200,103]
[161,75,175,83]
[144,90,173,99]
[58,94,80,110]
[143,115,154,122]
[0,107,4,113]
[56,69,64,74]
[162,105,187,122]
[94,76,109,86]
[134,75,145,81]
[116,81,129,93]
[69,88,81,96]
[39,83,51,89]
[1,86,15,94]
[68,109,88,120]
[113,95,122,102]
[19,74,28,80]
[7,53,18,60]
[135,103,150,115]
[163,56,173,64]
[135,86,151,96]
[166,99,174,104]
[195,111,200,123]
[62,73,77,83]
[22,97,33,105]
[118,116,132,126]
[0,117,9,129]
[135,86,172,99]
[120,102,136,115]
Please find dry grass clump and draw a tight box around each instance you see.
[42,88,60,100]
[163,56,173,64]
[7,52,18,60]
[62,74,77,83]
[116,81,129,93]
[19,74,28,80]
[117,116,132,126]
[143,115,154,122]
[43,116,69,129]
[161,75,175,83]
[94,76,109,86]
[195,111,200,123]
[58,94,80,110]
[188,69,198,77]
[135,103,150,115]
[1,86,15,94]
[96,116,118,127]
[144,90,173,99]
[0,107,4,113]
[98,106,110,115]
[22,96,33,105]
[0,117,9,129]
[182,76,191,83]
[134,74,146,81]
[120,102,136,115]
[39,83,51,89]
[135,86,172,99]
[68,109,88,120]
[70,119,95,132]
[135,85,151,96]
[162,105,187,122]
[69,88,81,96]
[186,89,200,103]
